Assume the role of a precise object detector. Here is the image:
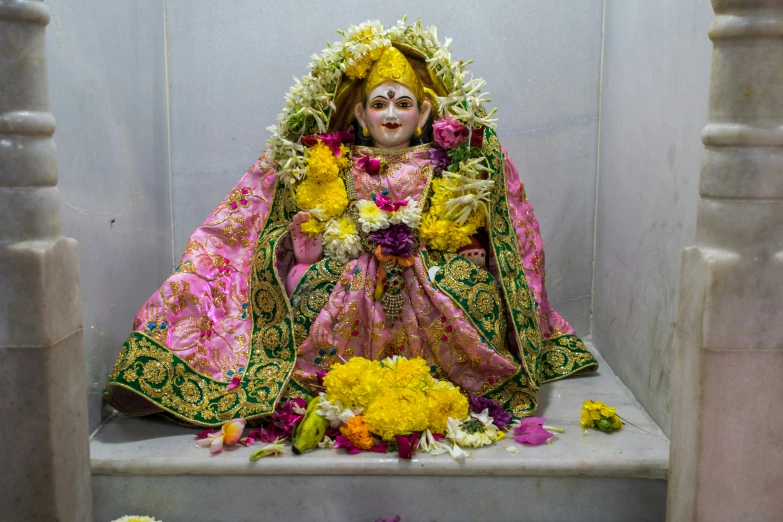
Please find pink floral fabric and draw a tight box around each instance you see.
[130,158,277,383]
[503,150,576,339]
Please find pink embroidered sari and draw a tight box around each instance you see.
[105,137,597,426]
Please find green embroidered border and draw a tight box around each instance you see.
[482,127,544,389]
[540,333,598,383]
[291,258,345,347]
[105,178,300,427]
[420,251,511,360]
[483,369,538,418]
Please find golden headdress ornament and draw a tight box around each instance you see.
[364,46,424,103]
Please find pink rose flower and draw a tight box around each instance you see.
[433,116,468,149]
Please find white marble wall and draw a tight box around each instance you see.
[164,0,604,335]
[592,0,714,436]
[46,0,172,432]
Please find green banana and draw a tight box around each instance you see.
[291,396,329,455]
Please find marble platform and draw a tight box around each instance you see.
[90,344,669,521]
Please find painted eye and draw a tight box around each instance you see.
[371,102,386,109]
[397,101,413,108]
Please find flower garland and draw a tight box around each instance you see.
[260,18,499,259]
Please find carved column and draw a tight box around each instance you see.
[668,0,783,520]
[0,0,92,519]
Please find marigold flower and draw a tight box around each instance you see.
[305,141,341,183]
[299,217,325,237]
[426,381,469,434]
[381,356,431,389]
[295,178,348,220]
[365,387,429,441]
[340,415,375,450]
[324,357,384,410]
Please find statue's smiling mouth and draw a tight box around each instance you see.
[383,123,401,129]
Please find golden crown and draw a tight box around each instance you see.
[364,46,424,103]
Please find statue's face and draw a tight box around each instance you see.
[355,82,431,149]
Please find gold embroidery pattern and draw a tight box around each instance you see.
[421,252,510,359]
[105,178,301,426]
[539,334,598,382]
[290,258,345,346]
[482,126,544,388]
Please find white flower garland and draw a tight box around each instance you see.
[355,196,422,233]
[260,17,498,189]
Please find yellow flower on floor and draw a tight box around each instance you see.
[365,387,429,440]
[425,377,469,434]
[580,399,623,432]
[340,415,375,450]
[381,356,431,389]
[324,357,384,410]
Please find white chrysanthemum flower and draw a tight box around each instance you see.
[388,196,422,228]
[445,409,500,448]
[418,429,471,459]
[315,392,362,428]
[356,199,390,232]
[323,214,362,263]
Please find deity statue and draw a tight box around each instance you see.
[105,20,598,427]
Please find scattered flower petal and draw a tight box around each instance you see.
[318,435,336,449]
[226,375,241,390]
[504,446,520,454]
[395,432,420,460]
[249,438,286,461]
[513,417,554,446]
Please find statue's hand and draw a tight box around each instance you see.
[290,211,323,265]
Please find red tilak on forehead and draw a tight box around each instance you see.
[387,90,395,99]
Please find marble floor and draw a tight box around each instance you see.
[90,343,669,521]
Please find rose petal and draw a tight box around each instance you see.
[195,428,214,440]
[226,376,241,390]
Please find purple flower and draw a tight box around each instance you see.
[369,223,415,257]
[429,146,451,174]
[469,396,512,430]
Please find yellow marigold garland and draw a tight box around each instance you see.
[304,141,341,183]
[420,177,486,252]
[295,177,348,220]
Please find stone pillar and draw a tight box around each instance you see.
[0,1,92,520]
[668,0,783,520]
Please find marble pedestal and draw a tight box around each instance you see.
[667,0,783,520]
[0,1,92,519]
[91,345,669,521]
